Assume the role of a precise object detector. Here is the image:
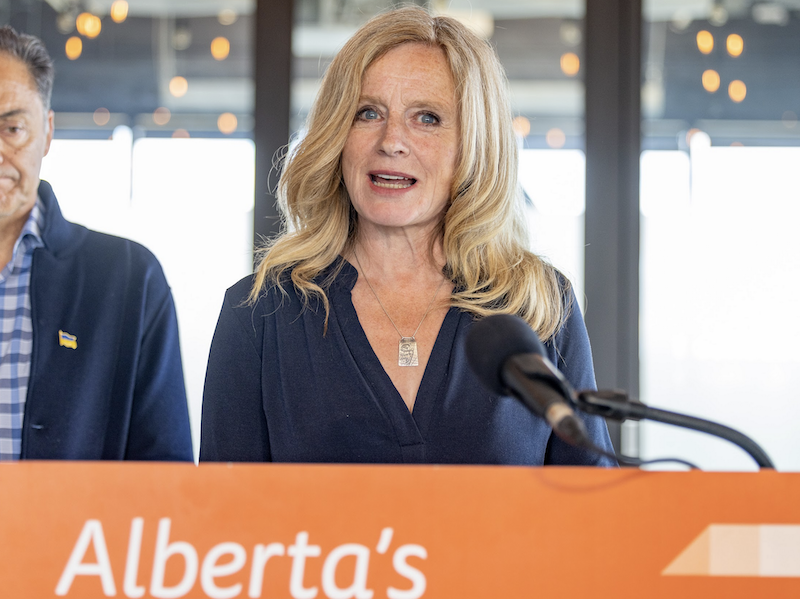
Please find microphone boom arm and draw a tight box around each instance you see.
[574,390,775,469]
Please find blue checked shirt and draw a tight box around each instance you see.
[0,200,45,460]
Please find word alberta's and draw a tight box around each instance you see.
[55,518,427,599]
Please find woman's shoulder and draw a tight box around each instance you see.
[225,257,352,317]
[213,273,305,356]
[224,274,257,304]
[544,276,597,391]
[226,270,303,309]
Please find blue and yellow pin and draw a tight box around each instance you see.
[58,330,77,350]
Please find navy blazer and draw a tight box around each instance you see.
[200,260,615,465]
[18,181,193,460]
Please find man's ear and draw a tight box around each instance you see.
[43,109,54,157]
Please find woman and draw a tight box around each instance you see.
[200,7,615,465]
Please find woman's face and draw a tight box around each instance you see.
[341,43,459,238]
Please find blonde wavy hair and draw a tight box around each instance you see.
[251,6,568,340]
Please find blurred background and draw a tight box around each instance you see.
[3,0,799,469]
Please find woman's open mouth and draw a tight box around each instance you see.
[370,174,416,189]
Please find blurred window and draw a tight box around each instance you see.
[640,0,800,470]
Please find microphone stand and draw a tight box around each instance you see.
[574,390,775,469]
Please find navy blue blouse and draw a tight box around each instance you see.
[200,260,616,465]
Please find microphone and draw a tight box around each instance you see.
[466,314,590,447]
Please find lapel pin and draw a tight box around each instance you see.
[58,330,78,350]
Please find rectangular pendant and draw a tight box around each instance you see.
[398,337,419,367]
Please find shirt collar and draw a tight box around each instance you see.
[13,199,46,256]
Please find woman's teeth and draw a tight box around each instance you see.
[371,174,415,189]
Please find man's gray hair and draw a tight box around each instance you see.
[0,25,54,111]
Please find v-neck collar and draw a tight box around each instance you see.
[329,258,458,450]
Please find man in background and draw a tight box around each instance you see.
[0,25,192,460]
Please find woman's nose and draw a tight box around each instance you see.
[378,115,409,157]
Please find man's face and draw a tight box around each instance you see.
[0,52,53,224]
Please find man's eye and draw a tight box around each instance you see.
[419,113,439,125]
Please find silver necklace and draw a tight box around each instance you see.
[354,251,447,367]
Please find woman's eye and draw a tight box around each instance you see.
[419,113,439,125]
[358,108,379,120]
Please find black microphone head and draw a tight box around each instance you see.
[466,314,547,395]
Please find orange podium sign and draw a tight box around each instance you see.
[1,462,799,598]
